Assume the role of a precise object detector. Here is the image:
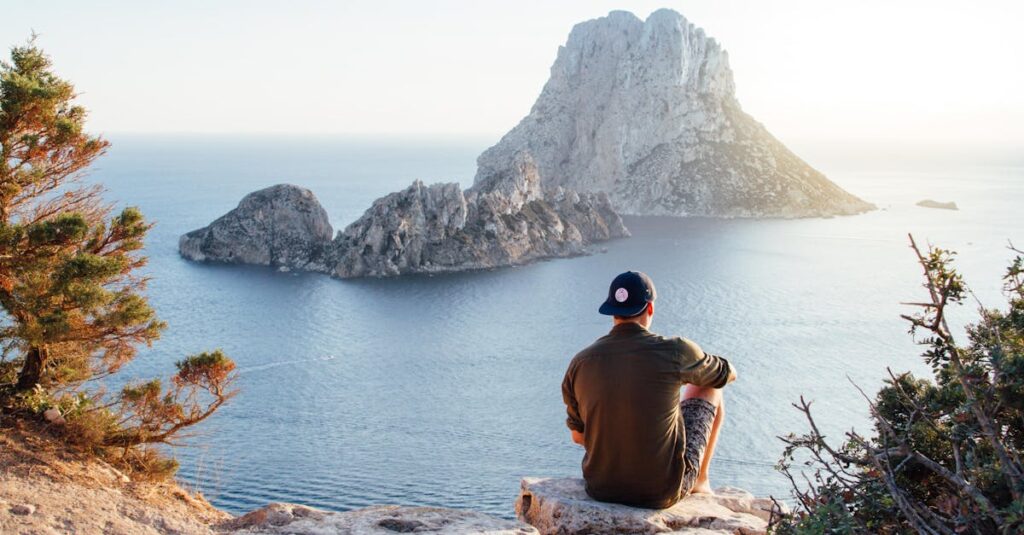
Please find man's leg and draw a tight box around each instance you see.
[682,385,724,494]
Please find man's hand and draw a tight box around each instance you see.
[571,430,585,446]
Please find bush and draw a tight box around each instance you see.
[774,236,1024,534]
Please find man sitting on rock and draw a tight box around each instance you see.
[561,271,736,509]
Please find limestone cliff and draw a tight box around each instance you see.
[476,9,873,217]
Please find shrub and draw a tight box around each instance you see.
[773,236,1024,534]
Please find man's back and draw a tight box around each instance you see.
[562,322,732,509]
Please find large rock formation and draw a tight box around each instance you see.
[516,477,782,535]
[476,9,873,218]
[224,502,538,534]
[333,153,628,278]
[179,184,334,271]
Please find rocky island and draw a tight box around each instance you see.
[180,153,628,277]
[181,8,872,276]
[178,184,335,272]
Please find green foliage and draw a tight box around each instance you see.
[105,350,237,448]
[175,350,236,387]
[774,238,1024,534]
[0,38,237,479]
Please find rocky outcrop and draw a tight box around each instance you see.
[223,502,538,534]
[333,152,628,278]
[515,477,782,535]
[180,184,334,271]
[181,156,628,278]
[476,9,873,218]
[3,429,784,535]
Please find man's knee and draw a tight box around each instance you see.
[683,384,723,407]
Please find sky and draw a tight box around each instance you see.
[2,0,1022,149]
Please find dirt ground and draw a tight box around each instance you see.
[0,422,230,535]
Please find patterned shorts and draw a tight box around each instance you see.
[679,398,717,496]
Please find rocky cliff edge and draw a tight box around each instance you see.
[1,428,783,534]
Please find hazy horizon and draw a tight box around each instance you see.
[4,1,1022,151]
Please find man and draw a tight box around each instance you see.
[561,271,736,509]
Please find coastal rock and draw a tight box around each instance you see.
[332,152,628,278]
[515,477,780,535]
[179,184,334,271]
[916,199,959,210]
[332,181,470,277]
[476,9,873,218]
[224,502,538,534]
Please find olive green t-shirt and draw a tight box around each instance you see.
[561,322,733,509]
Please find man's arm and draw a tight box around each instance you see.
[678,338,736,388]
[562,362,586,446]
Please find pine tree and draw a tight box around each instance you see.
[0,38,236,471]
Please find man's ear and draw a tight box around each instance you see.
[647,302,655,317]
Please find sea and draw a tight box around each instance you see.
[88,135,1023,518]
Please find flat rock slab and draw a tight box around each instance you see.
[515,477,778,535]
[224,502,538,534]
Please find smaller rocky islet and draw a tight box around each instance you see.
[179,152,629,278]
[916,199,959,210]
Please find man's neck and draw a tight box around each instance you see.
[613,319,650,330]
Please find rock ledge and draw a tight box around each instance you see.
[223,502,538,534]
[516,477,779,535]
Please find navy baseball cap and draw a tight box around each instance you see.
[598,271,657,317]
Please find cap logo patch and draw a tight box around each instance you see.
[614,288,629,302]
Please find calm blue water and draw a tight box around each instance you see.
[89,135,1023,517]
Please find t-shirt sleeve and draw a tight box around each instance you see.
[676,338,733,388]
[561,360,585,433]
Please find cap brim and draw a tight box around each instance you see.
[598,301,647,317]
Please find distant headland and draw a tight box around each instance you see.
[179,9,873,278]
